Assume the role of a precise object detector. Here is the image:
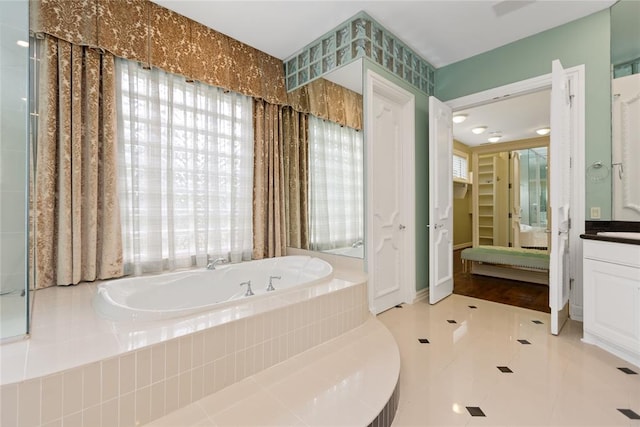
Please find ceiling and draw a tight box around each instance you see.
[151,0,616,147]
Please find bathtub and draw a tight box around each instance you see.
[94,255,333,321]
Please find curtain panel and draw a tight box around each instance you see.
[30,0,288,105]
[35,35,123,288]
[287,78,363,130]
[283,108,309,250]
[252,100,287,259]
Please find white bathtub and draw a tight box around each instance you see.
[94,255,333,321]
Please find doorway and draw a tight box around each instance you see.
[365,70,416,314]
[429,62,586,334]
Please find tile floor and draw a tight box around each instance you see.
[381,295,640,426]
[149,293,640,426]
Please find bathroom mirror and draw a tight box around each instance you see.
[610,0,640,221]
[288,59,365,258]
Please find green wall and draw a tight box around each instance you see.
[362,58,430,292]
[436,10,612,220]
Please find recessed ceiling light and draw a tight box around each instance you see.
[536,127,551,135]
[16,40,29,48]
[452,114,467,124]
[471,126,487,134]
[488,132,502,143]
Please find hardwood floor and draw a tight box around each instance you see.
[452,249,550,313]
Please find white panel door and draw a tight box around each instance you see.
[612,73,640,221]
[367,72,415,315]
[428,96,454,304]
[549,59,571,335]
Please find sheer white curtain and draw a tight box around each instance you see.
[309,116,363,251]
[116,59,254,275]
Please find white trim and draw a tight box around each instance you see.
[445,64,586,321]
[453,242,473,251]
[365,70,416,313]
[413,287,429,303]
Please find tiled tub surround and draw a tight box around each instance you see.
[0,269,368,427]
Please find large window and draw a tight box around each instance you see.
[308,116,363,251]
[116,59,253,275]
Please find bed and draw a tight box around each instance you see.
[461,245,550,285]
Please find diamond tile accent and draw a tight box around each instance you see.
[618,409,640,420]
[418,338,430,344]
[517,339,531,345]
[466,406,486,417]
[468,305,478,309]
[617,367,638,375]
[447,320,457,324]
[394,305,403,309]
[497,366,513,373]
[532,320,544,324]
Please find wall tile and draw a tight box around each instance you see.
[101,357,119,402]
[179,335,192,372]
[178,371,191,407]
[151,343,166,384]
[202,362,215,396]
[165,375,180,414]
[82,362,101,409]
[150,381,166,421]
[119,353,135,395]
[100,398,118,427]
[135,385,151,426]
[1,383,18,427]
[41,374,62,424]
[136,347,152,389]
[62,368,82,417]
[118,391,135,427]
[61,411,81,427]
[191,332,203,368]
[81,405,100,427]
[165,338,179,378]
[41,420,62,427]
[225,323,236,354]
[190,366,204,402]
[17,378,40,427]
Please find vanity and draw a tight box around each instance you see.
[581,222,640,368]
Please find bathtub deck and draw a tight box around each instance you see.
[147,317,400,427]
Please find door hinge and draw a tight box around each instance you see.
[569,278,574,290]
[508,212,512,219]
[568,79,575,108]
[508,183,512,189]
[568,218,572,229]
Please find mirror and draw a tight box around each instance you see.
[610,0,640,221]
[288,59,365,258]
[471,143,549,250]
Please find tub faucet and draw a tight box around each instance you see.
[267,275,281,292]
[240,280,254,297]
[207,257,227,270]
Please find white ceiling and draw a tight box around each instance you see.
[151,0,615,145]
[453,89,551,147]
[151,0,615,67]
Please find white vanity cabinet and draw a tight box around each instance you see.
[582,239,640,367]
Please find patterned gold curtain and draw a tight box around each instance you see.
[35,35,123,288]
[252,100,286,259]
[283,108,309,250]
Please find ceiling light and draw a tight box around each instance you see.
[471,126,487,134]
[452,114,467,124]
[488,132,502,143]
[16,40,29,48]
[536,127,551,135]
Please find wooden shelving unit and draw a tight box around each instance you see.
[476,154,496,246]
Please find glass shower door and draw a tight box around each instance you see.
[0,0,30,340]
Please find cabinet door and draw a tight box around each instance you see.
[584,258,640,353]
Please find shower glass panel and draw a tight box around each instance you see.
[518,147,548,228]
[0,0,30,340]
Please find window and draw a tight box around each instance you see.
[453,150,469,181]
[116,59,253,275]
[308,116,363,251]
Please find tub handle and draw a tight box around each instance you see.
[267,275,281,292]
[240,280,254,297]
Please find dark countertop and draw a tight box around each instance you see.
[580,221,640,246]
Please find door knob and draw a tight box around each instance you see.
[399,224,406,230]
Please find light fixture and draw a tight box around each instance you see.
[536,127,551,135]
[452,114,467,124]
[16,40,29,48]
[488,132,502,143]
[471,126,487,134]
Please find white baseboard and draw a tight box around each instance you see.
[570,304,583,322]
[413,287,429,303]
[453,242,472,251]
